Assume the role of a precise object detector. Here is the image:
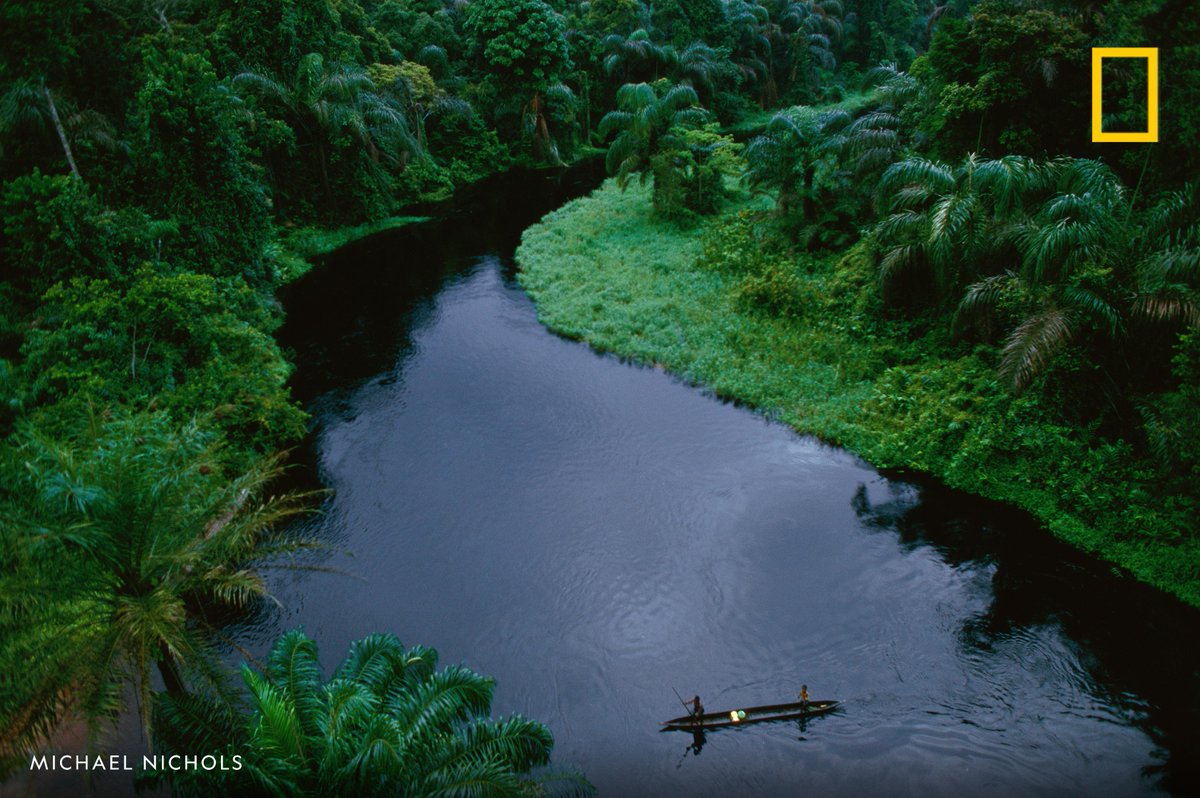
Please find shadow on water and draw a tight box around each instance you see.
[277,160,606,405]
[852,476,1200,795]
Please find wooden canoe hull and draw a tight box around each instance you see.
[660,699,840,731]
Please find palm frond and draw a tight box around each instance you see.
[392,666,495,740]
[244,667,307,763]
[874,209,926,241]
[1132,289,1200,327]
[928,190,977,266]
[1063,285,1122,335]
[152,692,241,754]
[432,717,554,774]
[265,629,324,739]
[999,307,1074,392]
[878,158,954,212]
[956,273,1016,325]
[878,244,924,291]
[333,632,406,692]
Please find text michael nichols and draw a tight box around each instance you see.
[30,754,244,772]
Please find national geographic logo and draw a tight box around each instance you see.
[1091,47,1158,143]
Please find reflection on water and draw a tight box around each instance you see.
[270,189,1200,798]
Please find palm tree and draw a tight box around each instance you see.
[877,154,1129,390]
[1133,182,1200,329]
[233,54,417,203]
[675,41,726,101]
[725,1,772,100]
[145,629,594,798]
[602,29,676,84]
[3,412,317,749]
[598,81,708,189]
[0,78,81,179]
[525,83,578,165]
[779,1,844,95]
[820,62,917,181]
[371,64,473,157]
[875,154,1035,297]
[744,105,841,219]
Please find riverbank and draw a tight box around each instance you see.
[283,215,432,261]
[515,179,1200,608]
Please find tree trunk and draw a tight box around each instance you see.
[41,80,82,181]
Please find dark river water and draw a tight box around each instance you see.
[263,167,1200,798]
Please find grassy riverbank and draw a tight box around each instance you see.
[516,180,1200,608]
[284,216,432,261]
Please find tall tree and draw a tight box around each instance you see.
[465,0,575,161]
[745,105,841,219]
[598,81,708,189]
[0,0,92,179]
[602,29,677,84]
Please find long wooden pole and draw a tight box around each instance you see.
[671,686,693,716]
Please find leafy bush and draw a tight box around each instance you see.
[650,125,741,220]
[21,268,305,455]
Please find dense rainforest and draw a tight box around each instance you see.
[0,0,1197,795]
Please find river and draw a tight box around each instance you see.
[266,165,1199,798]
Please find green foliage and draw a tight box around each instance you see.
[871,153,1200,399]
[745,105,835,218]
[586,0,642,36]
[284,215,431,260]
[0,0,89,81]
[845,0,923,66]
[465,0,576,161]
[598,80,708,192]
[0,171,164,306]
[144,629,594,798]
[517,179,1200,608]
[21,269,306,453]
[0,411,316,765]
[650,124,741,220]
[234,52,419,223]
[651,0,729,47]
[918,1,1089,156]
[602,29,678,85]
[430,112,515,184]
[212,0,384,77]
[3,0,1200,780]
[466,0,573,90]
[1143,331,1200,483]
[132,46,273,284]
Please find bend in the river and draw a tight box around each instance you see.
[271,165,1200,798]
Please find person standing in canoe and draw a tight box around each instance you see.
[799,685,809,709]
[689,695,704,723]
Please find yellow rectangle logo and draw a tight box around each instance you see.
[1091,47,1158,143]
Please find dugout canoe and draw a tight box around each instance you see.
[660,700,840,731]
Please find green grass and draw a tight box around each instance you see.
[516,179,1200,608]
[284,216,431,260]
